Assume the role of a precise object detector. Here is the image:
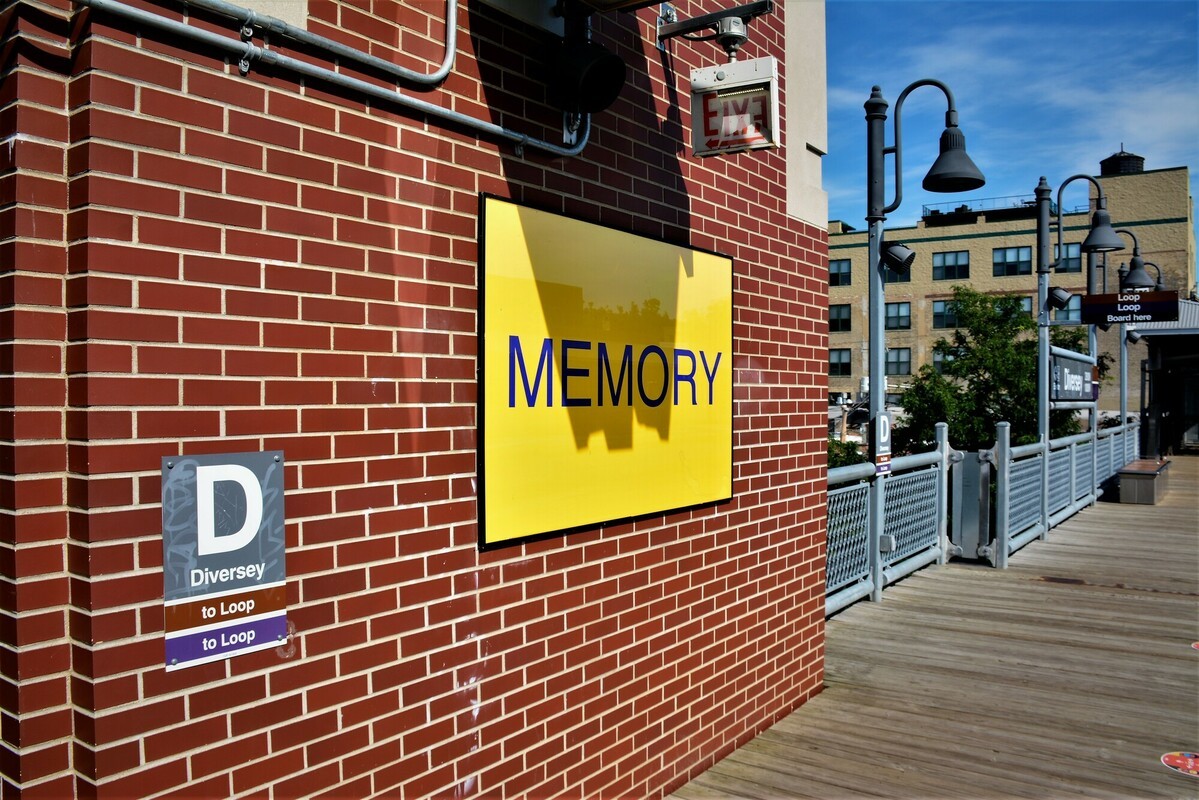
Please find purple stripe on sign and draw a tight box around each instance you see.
[165,614,287,669]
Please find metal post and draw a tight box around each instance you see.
[1120,323,1128,433]
[1034,178,1052,537]
[864,87,888,603]
[993,421,1011,569]
[934,422,950,565]
[1086,254,1098,501]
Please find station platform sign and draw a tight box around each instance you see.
[1081,290,1179,326]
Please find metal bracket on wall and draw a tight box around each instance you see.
[655,4,677,51]
[655,0,773,60]
[237,40,258,76]
[563,111,583,146]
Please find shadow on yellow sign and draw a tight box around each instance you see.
[479,196,733,546]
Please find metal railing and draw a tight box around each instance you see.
[987,420,1139,568]
[826,423,954,616]
[826,418,1142,614]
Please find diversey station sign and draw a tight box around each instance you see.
[162,451,287,670]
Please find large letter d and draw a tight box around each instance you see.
[196,464,263,556]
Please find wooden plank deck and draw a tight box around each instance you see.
[670,455,1199,800]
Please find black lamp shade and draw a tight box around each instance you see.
[922,126,986,193]
[1120,266,1155,291]
[1120,255,1155,291]
[1080,207,1125,253]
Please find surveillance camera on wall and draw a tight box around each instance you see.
[881,243,915,274]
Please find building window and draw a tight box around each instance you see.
[1054,295,1082,322]
[933,250,970,281]
[933,351,955,374]
[1055,243,1082,273]
[829,348,852,376]
[830,259,851,286]
[883,265,911,284]
[885,348,911,376]
[992,246,1032,277]
[885,302,911,330]
[830,304,851,333]
[932,300,958,329]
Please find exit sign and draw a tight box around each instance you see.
[690,57,779,157]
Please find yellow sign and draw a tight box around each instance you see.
[479,196,733,546]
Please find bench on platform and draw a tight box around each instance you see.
[1117,458,1171,504]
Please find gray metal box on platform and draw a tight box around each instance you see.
[951,452,991,559]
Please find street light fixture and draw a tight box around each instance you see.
[1033,174,1124,535]
[1110,229,1142,292]
[1105,228,1163,429]
[1122,257,1157,291]
[863,79,984,594]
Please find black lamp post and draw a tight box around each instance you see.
[863,80,984,597]
[1033,175,1123,533]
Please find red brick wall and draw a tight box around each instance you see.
[1,1,76,797]
[3,0,828,796]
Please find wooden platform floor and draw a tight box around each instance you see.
[671,455,1199,800]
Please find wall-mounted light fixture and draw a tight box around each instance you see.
[548,38,628,114]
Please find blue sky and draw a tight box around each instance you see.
[823,0,1199,233]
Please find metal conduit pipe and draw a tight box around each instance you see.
[182,0,457,86]
[76,0,590,158]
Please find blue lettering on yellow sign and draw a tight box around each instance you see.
[508,336,723,408]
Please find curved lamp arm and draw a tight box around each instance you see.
[1144,261,1165,291]
[1050,173,1122,263]
[883,79,959,217]
[1054,173,1110,267]
[1114,227,1140,254]
[865,78,962,221]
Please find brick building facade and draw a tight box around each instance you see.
[1,0,832,796]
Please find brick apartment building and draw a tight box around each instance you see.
[1,0,832,796]
[826,153,1196,417]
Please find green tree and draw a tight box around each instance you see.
[893,286,1092,453]
[827,437,867,469]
